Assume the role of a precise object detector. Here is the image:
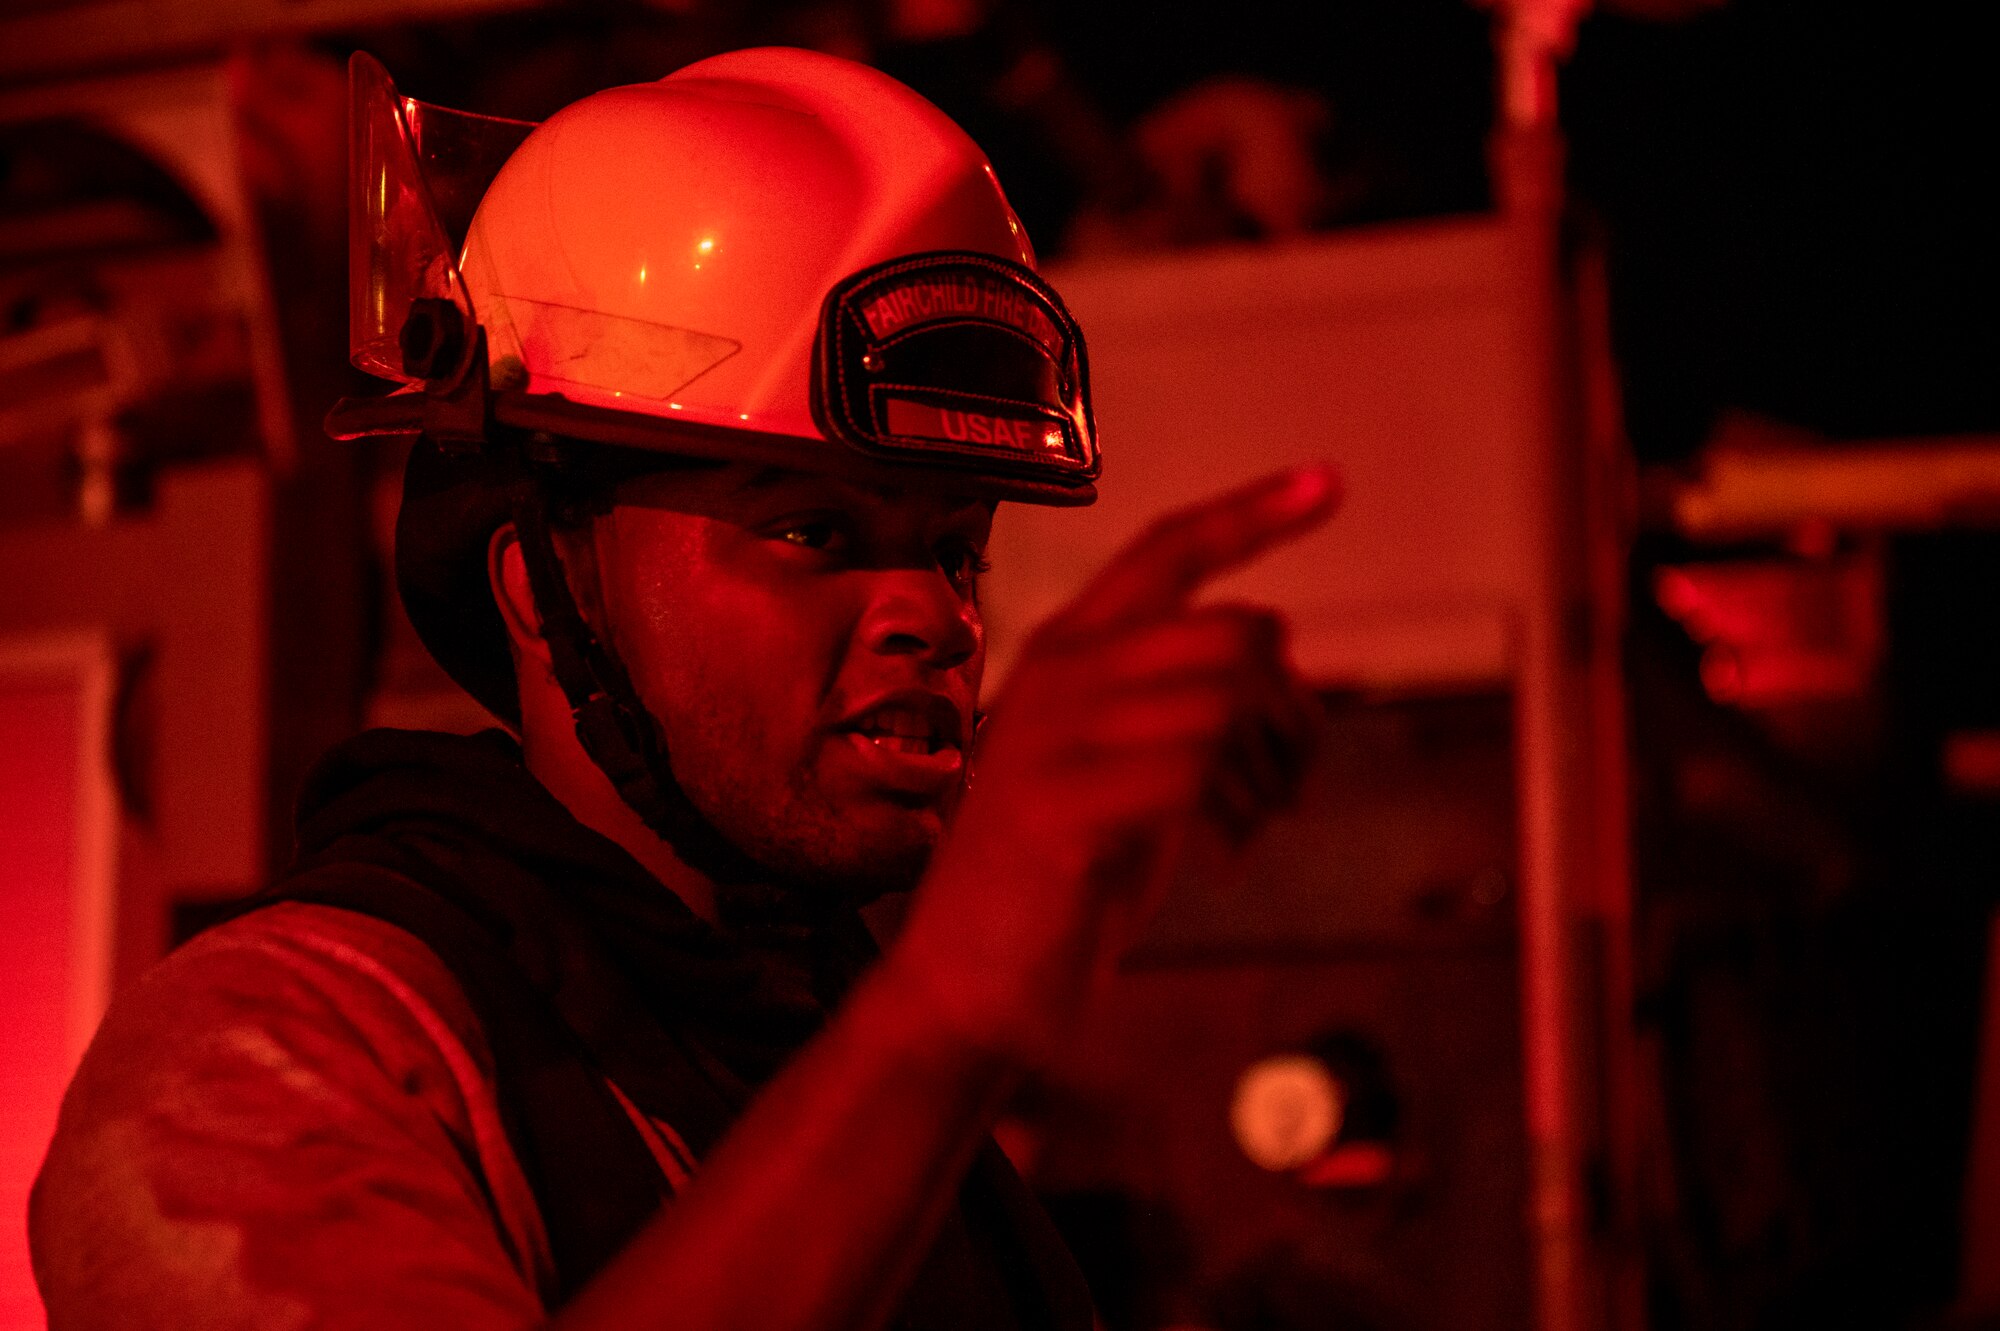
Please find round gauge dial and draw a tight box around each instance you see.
[1230,1053,1345,1172]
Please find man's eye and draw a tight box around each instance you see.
[939,542,992,586]
[777,521,841,551]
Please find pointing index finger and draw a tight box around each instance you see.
[1065,464,1342,633]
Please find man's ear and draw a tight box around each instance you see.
[488,522,553,676]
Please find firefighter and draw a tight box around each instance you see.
[31,47,1337,1330]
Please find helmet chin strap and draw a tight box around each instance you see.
[510,486,769,891]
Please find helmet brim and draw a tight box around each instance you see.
[496,392,1098,507]
[330,387,1100,506]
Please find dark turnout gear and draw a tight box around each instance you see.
[259,728,1096,1325]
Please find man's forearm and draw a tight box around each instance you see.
[550,954,1015,1331]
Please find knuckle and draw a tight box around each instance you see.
[1198,604,1284,644]
[1234,607,1287,648]
[1026,613,1087,654]
[1136,507,1225,569]
[1139,505,1205,547]
[1025,619,1106,670]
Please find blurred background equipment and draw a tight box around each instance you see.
[1012,690,1531,1331]
[0,634,116,1331]
[5,1,2000,1329]
[0,61,291,1329]
[980,75,1631,1314]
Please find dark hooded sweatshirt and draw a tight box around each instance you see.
[32,727,1093,1331]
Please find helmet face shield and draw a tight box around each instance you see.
[347,52,533,383]
[813,252,1099,491]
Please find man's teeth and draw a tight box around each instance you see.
[855,706,954,755]
[874,710,931,739]
[867,734,934,754]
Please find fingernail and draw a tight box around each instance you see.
[1273,464,1339,516]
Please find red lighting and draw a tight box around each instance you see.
[1654,556,1883,707]
[0,661,109,1328]
[1944,731,2000,798]
[1297,1141,1397,1190]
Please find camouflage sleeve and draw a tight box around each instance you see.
[30,902,555,1331]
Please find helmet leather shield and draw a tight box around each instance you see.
[813,251,1098,491]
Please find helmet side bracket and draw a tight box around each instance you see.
[323,300,493,449]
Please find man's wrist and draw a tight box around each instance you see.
[853,947,1028,1100]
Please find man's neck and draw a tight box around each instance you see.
[517,710,722,925]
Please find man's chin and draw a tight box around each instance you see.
[762,839,934,907]
[723,802,943,907]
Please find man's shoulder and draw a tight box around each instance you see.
[47,896,500,1162]
[30,900,555,1328]
[146,897,490,1067]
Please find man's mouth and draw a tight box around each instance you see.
[831,692,969,794]
[848,703,958,756]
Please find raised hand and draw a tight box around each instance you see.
[891,464,1342,1069]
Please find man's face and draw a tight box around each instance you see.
[584,464,992,897]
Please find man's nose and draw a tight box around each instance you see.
[860,573,981,671]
